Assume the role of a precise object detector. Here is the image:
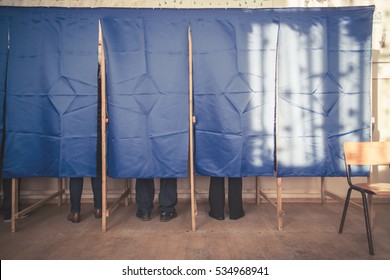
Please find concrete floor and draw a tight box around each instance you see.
[0,201,389,260]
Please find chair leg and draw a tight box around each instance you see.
[361,191,374,255]
[339,187,352,234]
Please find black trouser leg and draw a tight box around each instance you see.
[69,178,83,213]
[136,178,155,214]
[209,177,225,219]
[2,179,12,220]
[91,176,102,210]
[228,177,245,220]
[158,178,177,213]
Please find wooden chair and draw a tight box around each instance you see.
[339,142,390,255]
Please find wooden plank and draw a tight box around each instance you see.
[17,190,64,218]
[277,177,283,231]
[107,188,131,217]
[57,178,63,206]
[99,21,108,233]
[259,190,278,210]
[320,177,326,204]
[256,176,261,205]
[11,178,17,232]
[188,25,196,231]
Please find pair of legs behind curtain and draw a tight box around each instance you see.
[136,178,177,222]
[209,177,245,220]
[67,176,102,223]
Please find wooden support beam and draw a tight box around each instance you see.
[11,178,17,233]
[277,177,283,231]
[256,176,261,206]
[99,21,108,233]
[107,188,131,217]
[188,25,197,232]
[320,177,326,204]
[17,190,65,218]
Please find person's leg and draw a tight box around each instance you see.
[158,178,178,221]
[67,178,83,223]
[2,178,21,222]
[2,178,12,221]
[208,177,225,220]
[69,178,83,213]
[91,176,102,218]
[135,178,155,220]
[228,177,245,220]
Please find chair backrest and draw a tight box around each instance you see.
[343,142,390,166]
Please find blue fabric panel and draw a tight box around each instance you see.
[3,8,98,178]
[0,14,8,154]
[277,6,373,177]
[102,11,189,178]
[191,11,278,177]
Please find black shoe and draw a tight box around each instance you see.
[160,211,177,222]
[136,210,151,221]
[67,212,81,223]
[229,211,245,220]
[209,211,225,221]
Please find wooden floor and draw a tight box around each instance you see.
[0,201,389,260]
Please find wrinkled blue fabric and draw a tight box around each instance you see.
[191,10,278,177]
[0,14,8,155]
[276,6,373,177]
[0,7,374,179]
[3,8,99,178]
[102,10,189,178]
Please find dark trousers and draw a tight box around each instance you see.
[209,177,245,219]
[136,178,177,214]
[1,178,21,220]
[69,177,102,213]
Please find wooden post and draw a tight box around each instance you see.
[320,177,326,204]
[125,178,131,206]
[11,178,17,232]
[57,178,63,206]
[99,21,108,233]
[256,176,261,205]
[277,177,283,231]
[188,25,196,232]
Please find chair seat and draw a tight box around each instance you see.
[354,182,390,196]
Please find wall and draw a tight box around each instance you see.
[1,0,389,204]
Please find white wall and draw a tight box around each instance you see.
[1,0,389,204]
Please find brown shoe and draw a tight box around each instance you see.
[67,212,81,223]
[94,208,102,219]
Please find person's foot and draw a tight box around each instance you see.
[94,208,102,219]
[160,211,177,222]
[136,210,151,221]
[3,217,11,223]
[229,211,245,220]
[67,212,81,223]
[209,211,225,221]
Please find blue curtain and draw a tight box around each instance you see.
[3,8,99,178]
[0,7,374,179]
[191,10,278,177]
[0,13,8,159]
[276,6,373,177]
[102,10,189,178]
